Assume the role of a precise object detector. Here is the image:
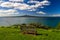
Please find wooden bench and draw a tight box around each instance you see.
[20,24,37,35]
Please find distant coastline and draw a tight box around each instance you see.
[0,15,60,18]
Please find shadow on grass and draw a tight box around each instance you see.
[36,33,48,36]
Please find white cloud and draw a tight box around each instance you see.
[28,9,36,11]
[9,0,24,2]
[0,0,51,17]
[28,0,50,11]
[40,0,50,5]
[52,14,60,17]
[0,1,4,4]
[28,0,50,6]
[0,9,19,16]
[37,11,46,15]
[27,0,40,3]
[0,0,50,11]
[14,3,29,10]
[0,2,30,10]
[0,2,14,8]
[27,0,50,11]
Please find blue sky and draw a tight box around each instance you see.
[0,0,60,16]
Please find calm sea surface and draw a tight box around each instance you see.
[0,17,60,27]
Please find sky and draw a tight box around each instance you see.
[0,0,60,16]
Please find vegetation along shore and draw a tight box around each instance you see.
[0,23,60,40]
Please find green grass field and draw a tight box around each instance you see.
[0,28,60,40]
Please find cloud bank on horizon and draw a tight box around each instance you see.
[0,9,19,16]
[0,0,58,17]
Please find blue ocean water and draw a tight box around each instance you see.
[0,17,60,27]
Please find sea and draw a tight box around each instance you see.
[0,17,60,27]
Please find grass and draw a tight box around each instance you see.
[0,28,60,40]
